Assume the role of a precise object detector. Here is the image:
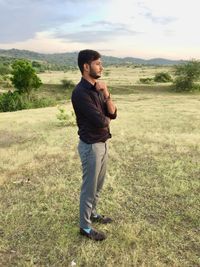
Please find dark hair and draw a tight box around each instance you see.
[78,49,101,74]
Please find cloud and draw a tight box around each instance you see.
[0,0,106,43]
[55,21,141,43]
[81,20,125,28]
[143,12,177,25]
[55,20,141,43]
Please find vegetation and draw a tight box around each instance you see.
[0,63,11,75]
[0,75,12,88]
[0,48,186,68]
[173,60,200,92]
[0,91,55,112]
[0,59,46,112]
[154,72,173,83]
[139,77,154,84]
[56,106,76,126]
[139,72,173,84]
[0,83,199,266]
[11,59,42,97]
[61,79,75,89]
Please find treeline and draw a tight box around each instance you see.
[0,48,186,67]
[0,56,78,73]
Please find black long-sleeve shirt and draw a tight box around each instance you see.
[71,78,117,144]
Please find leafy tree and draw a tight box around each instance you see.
[173,60,200,92]
[10,59,42,97]
[154,72,173,83]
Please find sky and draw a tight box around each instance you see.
[0,0,199,60]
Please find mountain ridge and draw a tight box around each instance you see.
[0,48,186,66]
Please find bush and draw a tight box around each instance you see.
[173,60,200,92]
[139,77,154,84]
[0,91,55,112]
[154,72,173,83]
[173,77,192,92]
[0,64,11,75]
[28,95,55,109]
[61,79,75,89]
[0,91,28,112]
[0,75,12,88]
[56,106,76,126]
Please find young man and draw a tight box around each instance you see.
[71,49,117,241]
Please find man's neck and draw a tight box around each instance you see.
[82,74,96,86]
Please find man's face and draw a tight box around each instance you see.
[88,58,103,79]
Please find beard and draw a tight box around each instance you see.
[89,67,101,79]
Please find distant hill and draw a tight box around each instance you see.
[0,48,186,67]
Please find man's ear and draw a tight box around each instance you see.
[83,63,90,73]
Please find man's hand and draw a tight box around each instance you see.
[95,81,110,98]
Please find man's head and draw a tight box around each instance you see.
[78,49,103,79]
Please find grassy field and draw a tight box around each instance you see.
[38,65,174,87]
[0,67,200,267]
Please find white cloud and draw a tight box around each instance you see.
[0,0,200,59]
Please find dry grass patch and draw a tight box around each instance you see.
[0,83,200,266]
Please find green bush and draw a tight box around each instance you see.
[154,72,173,83]
[0,91,28,112]
[0,75,12,88]
[0,64,11,75]
[173,77,192,92]
[139,77,154,84]
[28,95,55,109]
[56,106,76,126]
[0,91,55,112]
[61,79,75,89]
[173,60,200,92]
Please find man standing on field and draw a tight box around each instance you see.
[71,49,117,241]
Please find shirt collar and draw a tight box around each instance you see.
[81,77,96,91]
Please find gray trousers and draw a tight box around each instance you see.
[78,140,108,229]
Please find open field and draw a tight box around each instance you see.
[0,68,200,266]
[38,65,174,86]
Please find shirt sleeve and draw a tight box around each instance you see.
[72,90,110,128]
[106,107,117,119]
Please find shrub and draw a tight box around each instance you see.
[139,77,154,84]
[61,79,75,89]
[0,64,11,75]
[28,95,55,109]
[0,75,12,88]
[173,60,200,92]
[56,106,76,126]
[0,91,55,112]
[0,91,28,112]
[154,72,173,83]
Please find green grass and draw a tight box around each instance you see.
[0,72,200,266]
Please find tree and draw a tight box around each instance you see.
[173,60,200,92]
[10,59,42,97]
